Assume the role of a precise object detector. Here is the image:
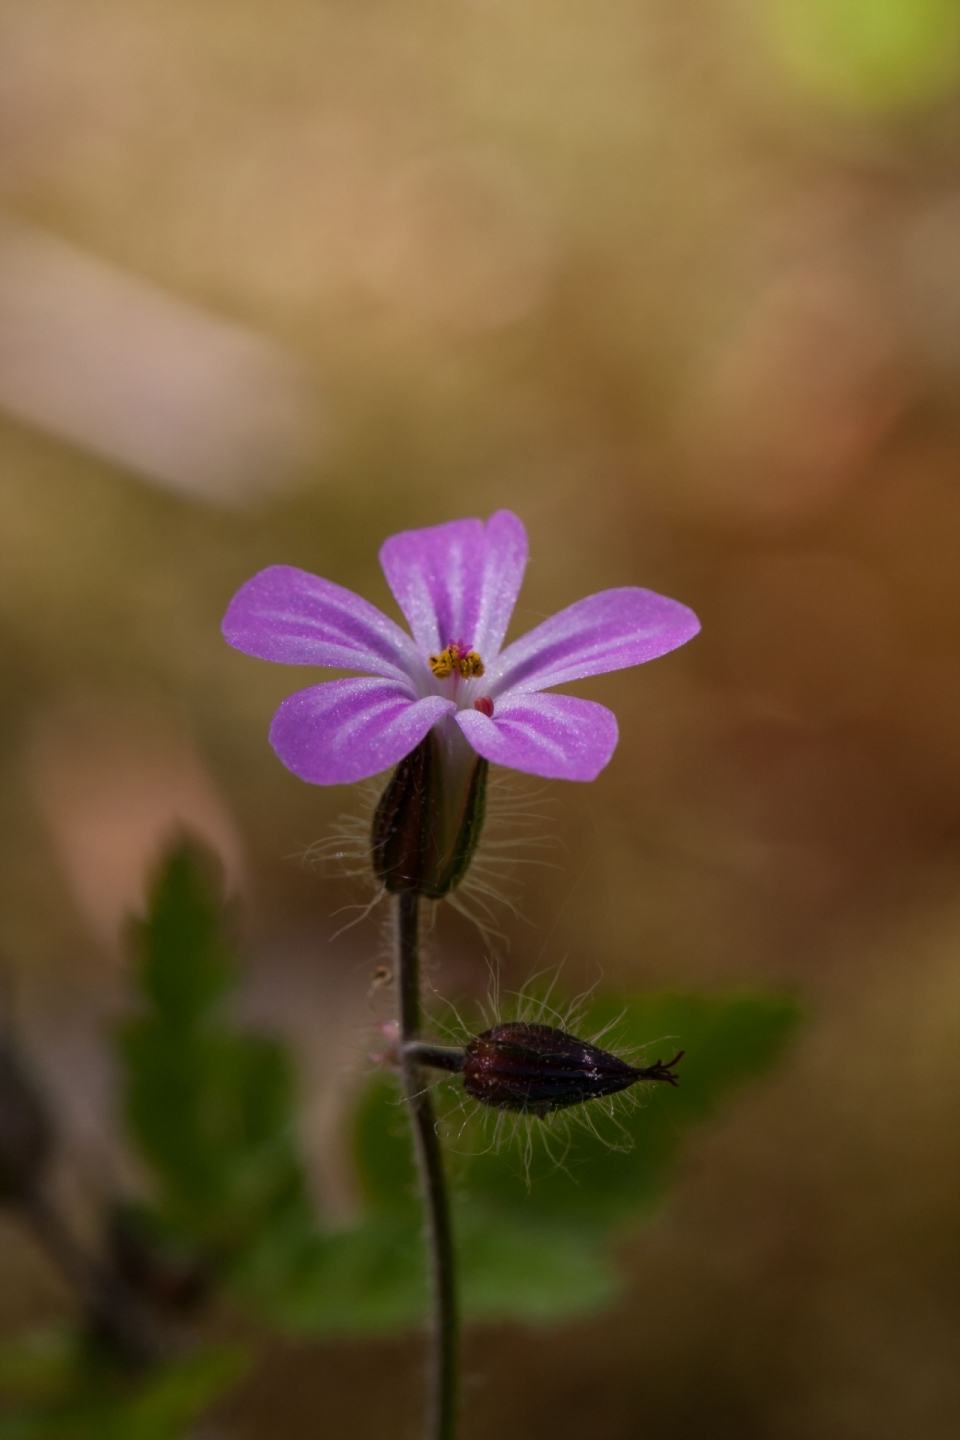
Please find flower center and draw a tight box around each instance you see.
[429,640,485,680]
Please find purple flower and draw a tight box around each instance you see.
[222,511,699,786]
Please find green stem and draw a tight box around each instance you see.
[397,892,459,1440]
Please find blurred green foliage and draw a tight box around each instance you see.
[119,839,800,1333]
[0,837,799,1437]
[0,1332,247,1440]
[768,0,960,110]
[344,990,800,1325]
[119,841,322,1291]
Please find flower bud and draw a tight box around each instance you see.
[462,1021,682,1114]
[0,1037,53,1202]
[371,728,487,899]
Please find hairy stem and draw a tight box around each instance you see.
[397,892,459,1440]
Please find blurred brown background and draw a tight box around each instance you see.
[2,1,960,1436]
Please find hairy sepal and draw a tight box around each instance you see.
[371,728,487,899]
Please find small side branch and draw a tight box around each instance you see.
[397,892,459,1440]
[404,1043,467,1075]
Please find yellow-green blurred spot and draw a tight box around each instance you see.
[768,0,960,112]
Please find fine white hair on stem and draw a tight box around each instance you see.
[327,884,387,942]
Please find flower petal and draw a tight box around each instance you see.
[488,587,700,694]
[379,510,528,658]
[269,678,455,785]
[223,565,423,685]
[456,693,618,781]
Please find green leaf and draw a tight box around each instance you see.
[456,1205,618,1321]
[110,1346,248,1440]
[0,1340,247,1440]
[262,1215,429,1334]
[129,841,234,1026]
[353,1073,419,1213]
[117,838,322,1296]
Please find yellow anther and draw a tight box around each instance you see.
[429,648,455,679]
[429,644,485,680]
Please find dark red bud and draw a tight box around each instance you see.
[462,1022,682,1114]
[473,697,494,718]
